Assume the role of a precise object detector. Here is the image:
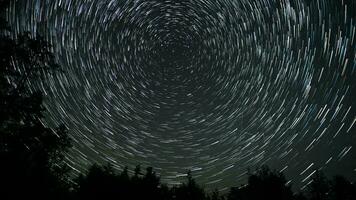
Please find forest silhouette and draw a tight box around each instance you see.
[0,1,355,199]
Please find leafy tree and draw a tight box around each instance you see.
[0,1,71,199]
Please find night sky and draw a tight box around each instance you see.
[6,0,356,191]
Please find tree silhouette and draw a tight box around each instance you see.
[208,189,224,200]
[306,171,356,200]
[294,193,308,200]
[228,165,294,200]
[75,164,168,200]
[75,164,119,199]
[329,175,356,200]
[72,158,355,200]
[141,167,162,198]
[173,170,207,200]
[306,170,330,200]
[0,2,71,199]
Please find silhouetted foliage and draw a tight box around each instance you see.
[294,193,308,200]
[75,164,159,200]
[329,175,356,200]
[72,162,356,200]
[0,2,71,199]
[75,164,118,199]
[74,165,211,200]
[73,164,356,200]
[304,170,356,200]
[228,166,294,200]
[208,189,224,200]
[172,170,207,200]
[306,170,330,200]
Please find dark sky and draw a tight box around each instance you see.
[6,0,355,191]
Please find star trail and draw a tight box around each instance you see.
[5,0,356,191]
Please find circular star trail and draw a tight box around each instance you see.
[6,0,356,190]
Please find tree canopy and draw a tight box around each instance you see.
[0,2,71,199]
